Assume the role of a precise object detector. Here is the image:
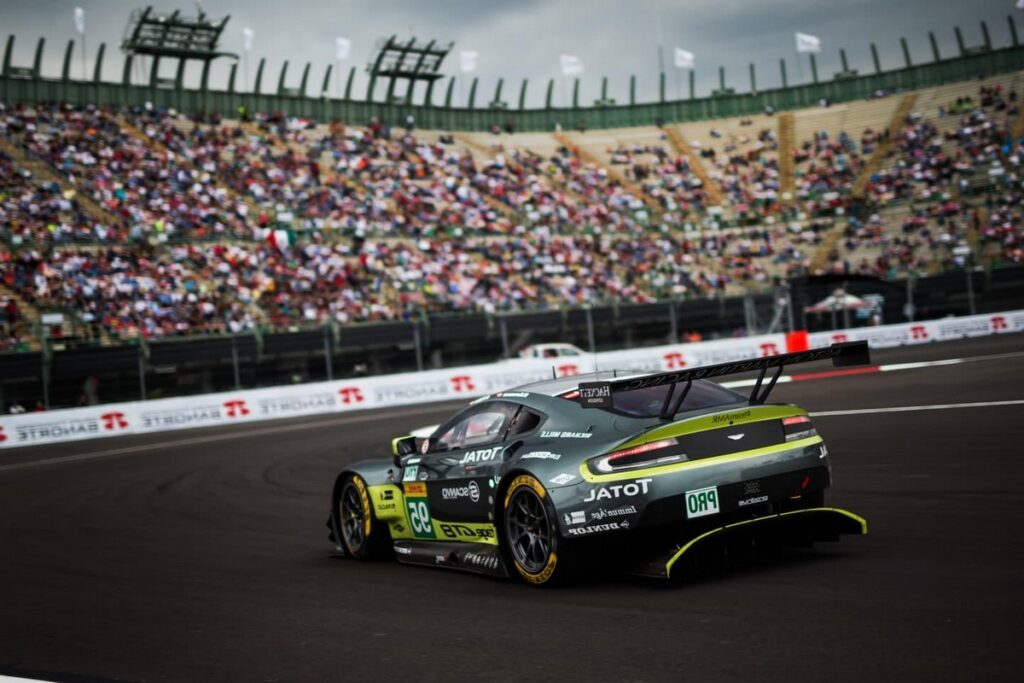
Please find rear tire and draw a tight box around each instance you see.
[502,474,569,586]
[336,474,388,560]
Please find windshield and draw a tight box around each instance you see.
[608,381,743,418]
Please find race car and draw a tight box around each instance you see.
[327,342,870,585]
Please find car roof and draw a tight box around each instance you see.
[511,370,646,397]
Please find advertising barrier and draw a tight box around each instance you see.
[1,310,1021,451]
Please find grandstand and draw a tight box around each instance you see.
[0,19,1023,409]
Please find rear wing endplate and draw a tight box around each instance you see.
[580,341,870,419]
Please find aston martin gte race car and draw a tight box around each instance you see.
[327,342,870,585]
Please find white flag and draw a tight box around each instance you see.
[335,37,351,60]
[242,28,254,52]
[673,48,695,69]
[559,54,584,76]
[74,7,85,34]
[459,50,478,73]
[795,32,821,54]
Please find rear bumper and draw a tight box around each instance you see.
[628,507,867,578]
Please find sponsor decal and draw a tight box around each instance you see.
[403,482,427,496]
[449,375,476,392]
[991,315,1008,331]
[139,404,224,429]
[759,343,780,357]
[521,451,561,461]
[441,481,481,503]
[14,418,100,444]
[463,552,500,570]
[831,333,849,343]
[540,430,592,439]
[549,473,577,486]
[0,426,6,443]
[405,494,434,539]
[909,325,929,340]
[337,387,365,404]
[589,504,637,521]
[566,521,625,536]
[257,393,336,416]
[438,522,496,541]
[375,501,398,513]
[394,546,413,555]
[496,391,530,398]
[663,351,687,370]
[381,489,395,500]
[556,364,579,377]
[743,481,762,495]
[583,478,652,502]
[459,446,503,464]
[434,554,448,564]
[402,465,419,482]
[685,486,720,519]
[562,510,587,525]
[712,409,751,424]
[578,382,612,409]
[726,433,745,441]
[374,381,449,403]
[737,495,769,507]
[101,412,129,431]
[223,400,250,418]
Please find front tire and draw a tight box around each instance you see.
[502,474,567,586]
[336,474,388,560]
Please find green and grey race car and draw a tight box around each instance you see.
[327,342,870,585]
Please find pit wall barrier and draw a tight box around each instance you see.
[2,309,1022,450]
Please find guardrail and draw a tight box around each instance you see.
[1,308,1020,450]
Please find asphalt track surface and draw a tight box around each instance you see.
[2,335,1023,682]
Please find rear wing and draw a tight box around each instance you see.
[579,341,870,418]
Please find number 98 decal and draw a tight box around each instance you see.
[406,498,435,539]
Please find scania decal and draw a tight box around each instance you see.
[441,481,481,502]
[521,451,561,461]
[583,478,652,502]
[540,430,592,439]
[459,446,503,464]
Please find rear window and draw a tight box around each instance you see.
[607,381,743,418]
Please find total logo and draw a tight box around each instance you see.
[101,412,129,431]
[441,481,480,502]
[459,446,503,465]
[583,478,652,502]
[337,387,365,404]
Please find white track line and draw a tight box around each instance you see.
[0,404,455,474]
[811,399,1024,417]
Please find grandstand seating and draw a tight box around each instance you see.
[0,70,1021,345]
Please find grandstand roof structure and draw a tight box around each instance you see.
[1,19,1022,131]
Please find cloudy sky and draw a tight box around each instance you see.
[1,0,1019,108]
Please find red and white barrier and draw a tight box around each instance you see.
[1,309,1021,450]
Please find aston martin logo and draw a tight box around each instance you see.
[727,433,745,441]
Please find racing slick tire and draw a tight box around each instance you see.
[335,474,389,560]
[502,474,570,586]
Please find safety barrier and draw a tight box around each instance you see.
[1,309,1021,450]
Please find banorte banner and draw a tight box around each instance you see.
[1,310,1021,450]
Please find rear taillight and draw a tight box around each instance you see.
[783,415,817,442]
[592,438,682,473]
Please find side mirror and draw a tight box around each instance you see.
[391,435,417,468]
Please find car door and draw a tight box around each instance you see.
[402,401,518,542]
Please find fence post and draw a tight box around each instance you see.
[137,343,147,401]
[499,316,510,359]
[41,339,51,409]
[323,326,334,381]
[231,337,241,389]
[413,324,424,372]
[585,307,596,354]
[668,301,678,342]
